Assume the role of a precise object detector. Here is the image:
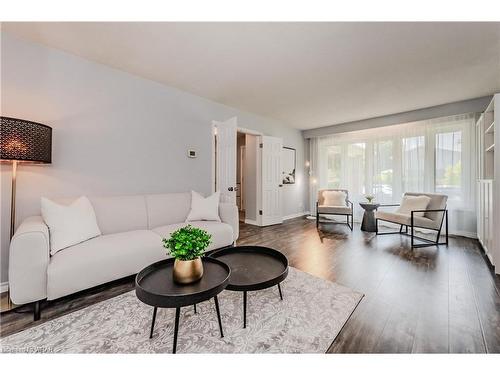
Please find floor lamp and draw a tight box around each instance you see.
[0,116,52,313]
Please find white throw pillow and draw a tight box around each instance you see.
[41,196,101,255]
[186,191,221,222]
[322,190,347,207]
[396,195,431,217]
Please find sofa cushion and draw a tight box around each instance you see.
[151,223,186,239]
[146,192,191,228]
[405,192,447,221]
[186,191,221,222]
[318,205,352,215]
[318,189,349,206]
[47,230,164,300]
[376,211,439,230]
[153,221,233,251]
[89,195,148,235]
[322,190,347,207]
[396,195,431,217]
[41,196,101,255]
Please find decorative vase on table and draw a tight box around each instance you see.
[163,225,212,285]
[173,258,204,284]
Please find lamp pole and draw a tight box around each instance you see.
[4,161,18,311]
[10,160,17,239]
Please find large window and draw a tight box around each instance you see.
[402,136,425,193]
[435,131,462,201]
[313,114,476,233]
[373,140,394,202]
[347,143,366,196]
[326,145,342,188]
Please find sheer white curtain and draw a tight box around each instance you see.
[310,113,476,235]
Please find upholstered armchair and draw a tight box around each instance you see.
[376,192,448,248]
[316,189,354,230]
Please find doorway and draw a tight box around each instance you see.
[236,131,259,223]
[236,132,246,222]
[212,117,283,226]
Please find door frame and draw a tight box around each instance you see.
[237,128,263,226]
[211,123,217,194]
[238,144,246,211]
[211,121,266,225]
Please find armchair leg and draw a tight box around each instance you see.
[316,201,319,228]
[410,215,415,249]
[346,214,353,231]
[445,210,449,246]
[34,301,41,321]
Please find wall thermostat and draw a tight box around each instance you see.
[187,149,197,158]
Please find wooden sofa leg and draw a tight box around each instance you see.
[34,301,41,321]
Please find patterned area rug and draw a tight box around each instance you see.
[0,267,363,353]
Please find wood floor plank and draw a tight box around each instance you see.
[448,238,487,353]
[410,249,450,353]
[458,237,500,353]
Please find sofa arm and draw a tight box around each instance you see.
[8,216,50,305]
[219,203,239,242]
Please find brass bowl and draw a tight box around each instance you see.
[173,258,204,284]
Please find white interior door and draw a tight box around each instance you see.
[214,117,237,204]
[260,136,283,225]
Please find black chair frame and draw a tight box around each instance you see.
[375,204,449,249]
[316,200,354,231]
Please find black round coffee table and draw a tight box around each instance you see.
[135,257,230,353]
[209,246,288,328]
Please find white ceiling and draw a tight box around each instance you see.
[3,22,500,130]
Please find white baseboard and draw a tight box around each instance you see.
[283,211,310,221]
[244,219,259,226]
[451,230,477,239]
[0,282,8,293]
[244,212,309,226]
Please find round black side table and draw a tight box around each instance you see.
[135,257,230,353]
[359,202,380,232]
[209,245,288,328]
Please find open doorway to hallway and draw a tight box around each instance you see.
[236,131,258,223]
[212,117,283,227]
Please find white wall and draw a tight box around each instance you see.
[0,33,308,283]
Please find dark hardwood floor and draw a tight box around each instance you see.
[1,217,499,353]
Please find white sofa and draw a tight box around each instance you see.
[8,192,238,318]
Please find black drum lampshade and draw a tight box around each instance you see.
[0,116,52,163]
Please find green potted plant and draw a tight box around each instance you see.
[365,194,375,203]
[162,225,212,284]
